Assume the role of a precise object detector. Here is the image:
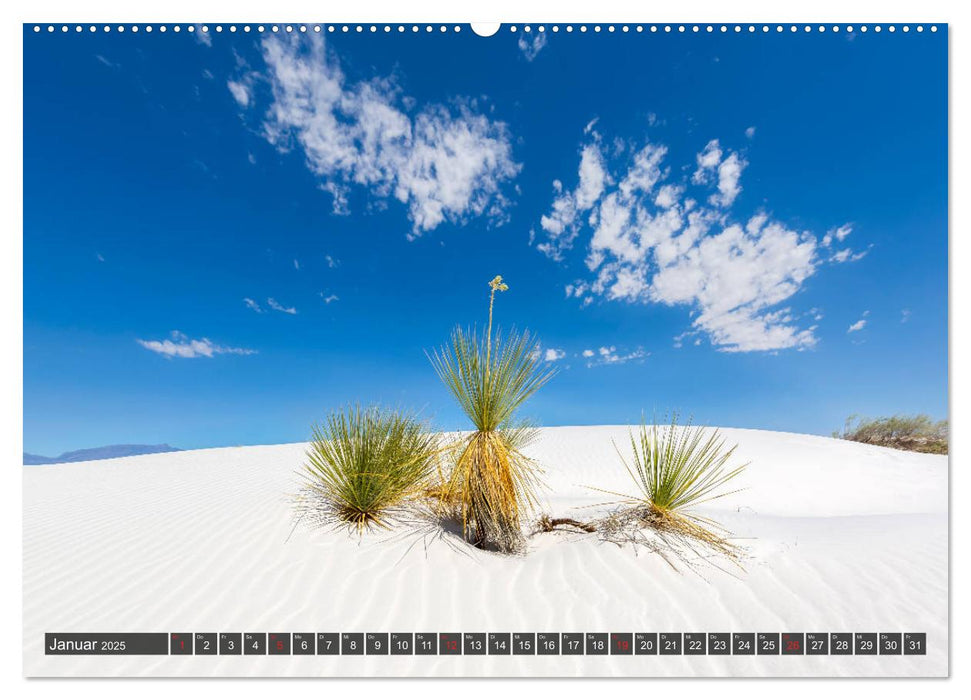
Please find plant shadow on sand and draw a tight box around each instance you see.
[528,507,750,581]
[292,481,749,581]
[290,486,479,562]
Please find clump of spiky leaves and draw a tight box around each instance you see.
[625,417,747,515]
[429,276,554,553]
[301,406,440,533]
[593,416,748,568]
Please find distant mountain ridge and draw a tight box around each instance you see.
[24,444,181,465]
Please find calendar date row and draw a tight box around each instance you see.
[45,632,926,656]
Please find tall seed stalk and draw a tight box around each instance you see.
[429,275,553,553]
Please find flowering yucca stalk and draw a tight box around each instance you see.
[429,276,554,552]
[302,405,440,533]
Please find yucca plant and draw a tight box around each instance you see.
[302,405,440,533]
[596,415,747,561]
[429,275,554,553]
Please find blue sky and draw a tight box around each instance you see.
[23,25,948,455]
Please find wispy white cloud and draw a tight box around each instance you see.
[325,254,339,268]
[267,298,297,315]
[243,297,263,313]
[712,152,746,207]
[234,34,520,236]
[692,139,723,181]
[95,54,118,69]
[821,224,853,247]
[691,139,746,207]
[247,296,299,314]
[829,247,869,263]
[536,127,867,353]
[537,142,609,260]
[96,253,105,262]
[672,331,704,349]
[137,331,255,359]
[530,345,565,363]
[193,25,212,47]
[901,308,911,323]
[227,79,252,108]
[517,31,548,61]
[820,224,868,263]
[847,310,869,333]
[582,345,649,367]
[293,259,300,270]
[320,292,339,304]
[745,126,756,139]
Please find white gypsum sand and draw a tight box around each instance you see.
[23,426,947,677]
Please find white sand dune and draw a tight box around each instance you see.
[23,426,948,677]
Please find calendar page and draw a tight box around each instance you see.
[22,20,948,678]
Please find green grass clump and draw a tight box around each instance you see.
[622,417,747,516]
[834,414,948,454]
[429,275,554,553]
[302,406,440,532]
[594,416,747,563]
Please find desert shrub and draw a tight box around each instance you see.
[834,414,948,454]
[429,275,554,553]
[302,406,440,532]
[622,417,747,515]
[592,416,747,567]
